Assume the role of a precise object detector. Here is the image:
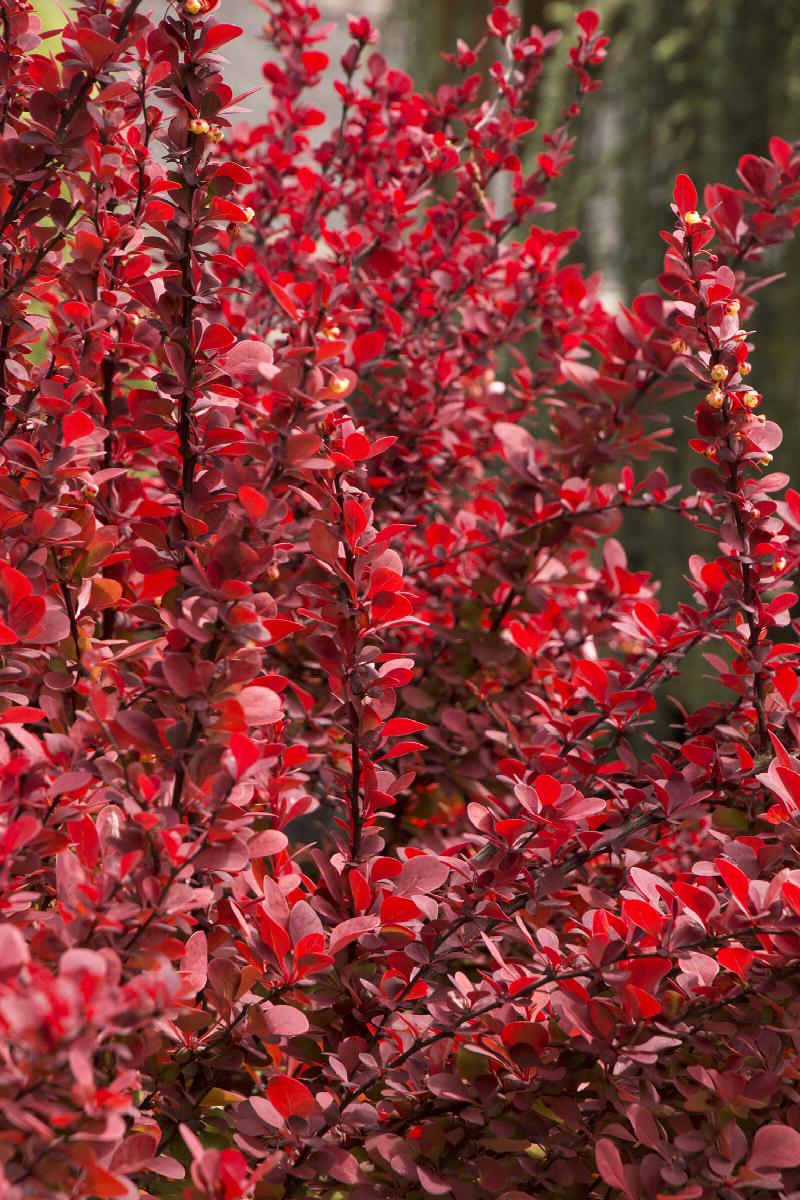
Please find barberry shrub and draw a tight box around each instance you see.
[2,0,800,1196]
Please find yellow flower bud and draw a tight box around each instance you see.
[725,299,740,316]
[774,557,787,573]
[184,0,203,13]
[670,338,686,354]
[743,390,760,408]
[684,211,702,225]
[739,361,752,375]
[703,446,717,459]
[330,377,349,395]
[242,207,255,223]
[187,118,210,136]
[710,364,728,382]
[208,125,224,144]
[760,454,773,466]
[705,389,724,409]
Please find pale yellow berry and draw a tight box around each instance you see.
[710,363,728,382]
[743,390,760,408]
[330,377,349,395]
[684,211,702,225]
[184,0,203,13]
[187,118,210,136]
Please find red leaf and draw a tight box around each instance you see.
[501,1021,548,1050]
[268,279,300,319]
[625,984,661,1020]
[144,199,175,222]
[343,497,368,544]
[0,924,29,978]
[674,173,698,214]
[229,732,260,777]
[329,915,380,955]
[200,23,243,53]
[200,323,237,353]
[259,1005,310,1038]
[0,706,45,724]
[622,898,666,937]
[717,946,754,980]
[352,330,387,366]
[63,411,95,444]
[783,879,800,916]
[210,197,251,223]
[382,718,429,737]
[749,1124,800,1170]
[224,339,274,377]
[380,895,421,923]
[213,161,253,185]
[86,1165,129,1199]
[377,739,427,760]
[576,9,600,36]
[249,829,288,857]
[266,1076,315,1121]
[715,858,751,911]
[238,485,268,520]
[596,1139,626,1191]
[301,50,329,75]
[235,686,283,726]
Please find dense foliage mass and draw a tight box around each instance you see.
[2,1,800,1196]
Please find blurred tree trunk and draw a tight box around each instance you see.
[521,0,551,30]
[386,0,486,92]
